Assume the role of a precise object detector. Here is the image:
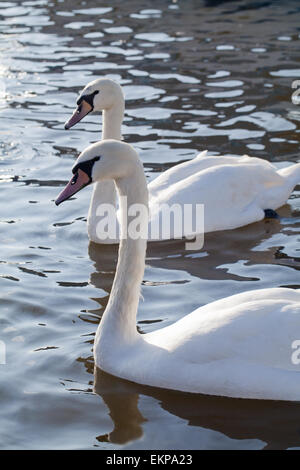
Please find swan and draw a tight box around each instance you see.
[64,78,300,244]
[55,139,300,401]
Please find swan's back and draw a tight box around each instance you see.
[146,288,299,366]
[149,156,292,235]
[142,288,300,400]
[148,152,277,196]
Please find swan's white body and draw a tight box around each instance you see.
[59,140,300,401]
[148,153,299,237]
[100,287,300,401]
[68,79,300,244]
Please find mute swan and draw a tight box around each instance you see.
[64,78,300,245]
[55,140,300,401]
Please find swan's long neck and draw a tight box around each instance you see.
[88,101,125,242]
[95,162,148,349]
[102,101,124,141]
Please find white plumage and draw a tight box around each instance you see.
[66,78,300,244]
[58,140,300,401]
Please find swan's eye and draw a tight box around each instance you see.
[77,90,99,108]
[77,104,82,114]
[71,172,78,185]
[72,156,101,181]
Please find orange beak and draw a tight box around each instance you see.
[55,169,91,205]
[64,100,93,130]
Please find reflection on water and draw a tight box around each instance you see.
[94,368,300,450]
[0,0,299,450]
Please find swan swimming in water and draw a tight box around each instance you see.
[64,78,300,245]
[55,139,300,401]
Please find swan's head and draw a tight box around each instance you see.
[55,140,140,206]
[64,78,124,130]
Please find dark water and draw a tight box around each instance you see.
[0,0,300,450]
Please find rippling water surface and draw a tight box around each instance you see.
[0,0,300,450]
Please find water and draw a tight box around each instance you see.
[0,0,300,450]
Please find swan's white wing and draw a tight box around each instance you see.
[149,160,287,237]
[148,151,239,197]
[148,152,276,198]
[142,288,300,400]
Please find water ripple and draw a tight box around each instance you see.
[0,0,300,451]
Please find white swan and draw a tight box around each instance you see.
[55,139,300,401]
[65,78,300,244]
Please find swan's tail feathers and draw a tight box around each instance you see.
[195,150,208,159]
[277,163,300,187]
